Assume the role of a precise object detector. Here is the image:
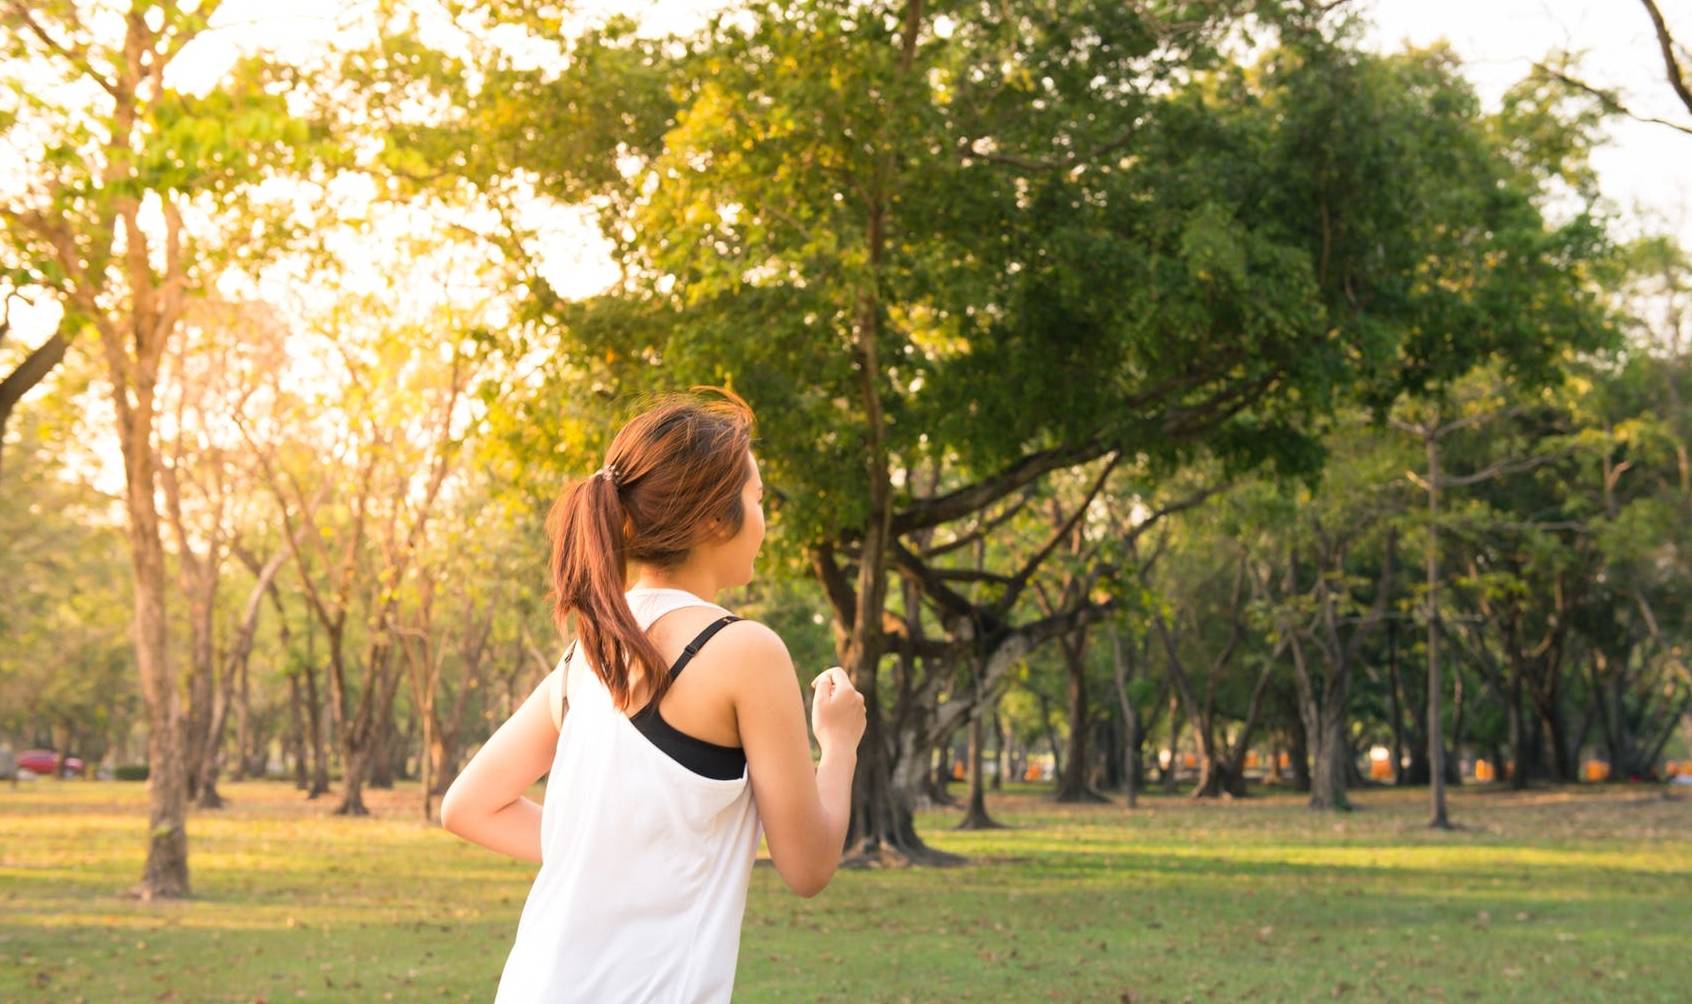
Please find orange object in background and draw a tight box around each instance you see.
[1181,753,1197,769]
[1024,766,1041,782]
[1369,758,1393,780]
[1583,760,1611,782]
[1475,759,1495,782]
[1277,751,1291,770]
[951,761,966,781]
[1245,751,1260,769]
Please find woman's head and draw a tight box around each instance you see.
[546,388,761,709]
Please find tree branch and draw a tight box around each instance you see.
[2,3,123,100]
[1532,59,1692,137]
[891,437,1110,535]
[1640,0,1692,117]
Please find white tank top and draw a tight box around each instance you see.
[494,587,763,1003]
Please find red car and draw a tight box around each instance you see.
[17,749,85,778]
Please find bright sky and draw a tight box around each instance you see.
[1364,0,1691,245]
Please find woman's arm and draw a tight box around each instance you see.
[439,667,564,862]
[730,623,865,898]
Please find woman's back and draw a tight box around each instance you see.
[494,587,762,1004]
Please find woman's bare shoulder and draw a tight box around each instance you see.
[704,619,801,701]
[715,617,791,663]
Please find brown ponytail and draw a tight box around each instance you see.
[546,388,757,711]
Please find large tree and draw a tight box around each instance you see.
[344,0,1625,859]
[1,0,322,897]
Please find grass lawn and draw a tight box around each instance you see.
[2,778,1688,1002]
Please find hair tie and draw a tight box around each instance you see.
[595,463,620,487]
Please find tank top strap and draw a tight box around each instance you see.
[667,615,741,681]
[562,589,733,720]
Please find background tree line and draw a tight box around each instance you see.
[1,0,1686,897]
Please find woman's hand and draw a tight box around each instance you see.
[809,667,866,755]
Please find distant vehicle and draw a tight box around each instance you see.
[17,749,84,778]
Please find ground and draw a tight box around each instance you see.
[2,779,1688,1002]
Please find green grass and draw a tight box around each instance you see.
[3,778,1688,1002]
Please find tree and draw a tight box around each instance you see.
[1249,435,1404,811]
[1,0,323,897]
[1359,42,1621,826]
[243,302,478,815]
[0,414,135,761]
[387,2,1621,860]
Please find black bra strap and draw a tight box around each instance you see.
[669,615,741,681]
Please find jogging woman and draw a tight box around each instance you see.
[441,390,866,1003]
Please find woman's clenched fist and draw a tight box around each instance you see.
[809,666,866,753]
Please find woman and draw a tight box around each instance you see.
[441,389,866,1003]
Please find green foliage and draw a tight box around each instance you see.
[444,4,1616,576]
[0,412,135,750]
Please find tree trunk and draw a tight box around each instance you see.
[815,526,959,863]
[1308,707,1350,811]
[1189,717,1234,798]
[1055,629,1106,803]
[1426,430,1450,829]
[956,704,1005,830]
[1399,642,1430,784]
[420,702,435,821]
[304,658,330,798]
[1507,675,1530,790]
[831,170,958,865]
[194,649,239,810]
[368,708,396,790]
[1290,635,1345,810]
[287,670,308,790]
[1287,706,1312,792]
[990,704,1006,793]
[1446,662,1465,787]
[1538,699,1575,783]
[1161,692,1182,792]
[1388,617,1407,785]
[924,727,958,807]
[429,728,462,798]
[242,699,270,780]
[233,647,252,782]
[1035,690,1064,784]
[1110,625,1143,809]
[338,744,372,817]
[335,651,406,815]
[180,584,216,805]
[844,689,953,863]
[109,364,191,898]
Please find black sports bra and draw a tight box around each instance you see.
[565,615,747,781]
